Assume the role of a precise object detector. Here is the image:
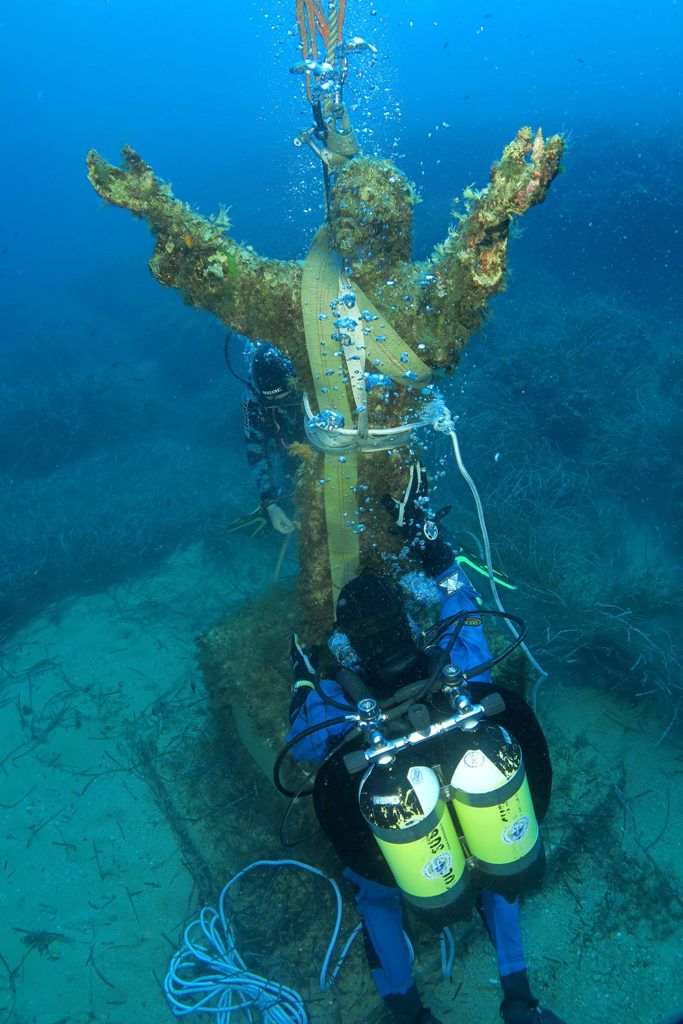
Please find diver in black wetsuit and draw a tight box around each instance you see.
[228,336,304,536]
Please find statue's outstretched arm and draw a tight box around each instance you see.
[86,146,304,356]
[419,127,565,368]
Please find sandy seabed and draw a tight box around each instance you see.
[1,543,681,1024]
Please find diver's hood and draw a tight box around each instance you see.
[335,571,424,700]
[251,343,295,403]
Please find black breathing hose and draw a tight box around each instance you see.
[223,332,249,385]
[273,714,353,798]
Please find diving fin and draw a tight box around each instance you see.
[226,505,269,539]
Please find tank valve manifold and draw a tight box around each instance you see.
[343,689,505,775]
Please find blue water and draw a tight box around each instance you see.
[1,2,682,1022]
[2,0,681,631]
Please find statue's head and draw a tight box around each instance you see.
[329,158,418,279]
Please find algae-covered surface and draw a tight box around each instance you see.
[86,126,563,635]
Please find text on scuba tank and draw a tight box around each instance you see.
[423,827,457,886]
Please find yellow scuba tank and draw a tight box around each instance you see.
[358,752,469,910]
[444,722,544,897]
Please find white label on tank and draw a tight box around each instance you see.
[407,765,439,814]
[451,750,505,793]
[422,852,453,880]
[502,816,529,845]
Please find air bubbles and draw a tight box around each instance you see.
[308,409,345,431]
[364,372,392,391]
[334,315,358,330]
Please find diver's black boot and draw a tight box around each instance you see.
[384,984,443,1024]
[501,1007,568,1024]
[500,971,568,1024]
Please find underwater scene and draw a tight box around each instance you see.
[1,1,682,1022]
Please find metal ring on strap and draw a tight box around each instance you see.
[303,393,431,453]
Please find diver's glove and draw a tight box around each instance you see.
[290,633,316,683]
[382,462,455,579]
[289,634,318,724]
[265,501,297,535]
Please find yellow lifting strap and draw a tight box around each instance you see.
[302,226,432,608]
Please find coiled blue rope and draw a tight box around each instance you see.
[164,859,360,1023]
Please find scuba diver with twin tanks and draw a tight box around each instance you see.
[276,465,568,1024]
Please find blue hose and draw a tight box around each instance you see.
[164,859,359,1023]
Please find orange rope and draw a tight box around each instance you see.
[338,0,346,39]
[314,1,329,43]
[295,1,348,103]
[295,1,347,61]
[296,0,327,60]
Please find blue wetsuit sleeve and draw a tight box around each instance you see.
[436,562,493,683]
[285,680,353,762]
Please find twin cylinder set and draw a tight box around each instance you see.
[359,721,543,909]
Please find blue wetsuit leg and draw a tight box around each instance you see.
[343,868,415,998]
[479,890,527,978]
